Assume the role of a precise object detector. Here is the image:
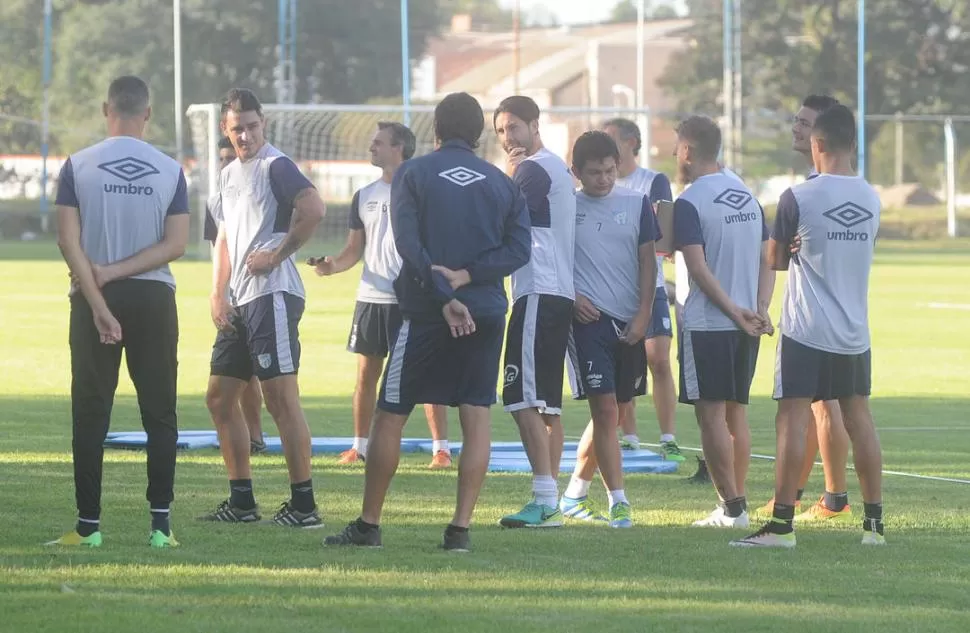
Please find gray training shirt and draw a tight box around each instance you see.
[55,136,189,290]
[673,171,767,332]
[773,174,881,354]
[218,143,315,307]
[573,185,661,322]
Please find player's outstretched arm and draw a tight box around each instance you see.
[310,229,364,276]
[460,185,532,283]
[309,188,364,276]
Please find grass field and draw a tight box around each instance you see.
[1,239,969,633]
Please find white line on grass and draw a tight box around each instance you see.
[926,302,970,311]
[563,437,970,485]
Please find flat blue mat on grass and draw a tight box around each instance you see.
[103,432,678,473]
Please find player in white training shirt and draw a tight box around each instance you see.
[491,96,576,529]
[309,122,451,469]
[603,118,684,462]
[672,116,775,529]
[201,89,327,528]
[203,136,266,455]
[733,105,885,548]
[754,95,855,524]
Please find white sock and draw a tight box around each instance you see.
[532,475,559,507]
[432,439,449,453]
[352,437,367,456]
[608,489,629,507]
[564,476,592,499]
[623,434,640,445]
[660,433,675,443]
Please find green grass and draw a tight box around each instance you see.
[1,242,969,632]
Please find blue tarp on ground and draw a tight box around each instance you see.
[104,431,679,473]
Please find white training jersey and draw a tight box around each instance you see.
[510,148,576,301]
[219,143,315,307]
[773,175,880,354]
[349,178,401,304]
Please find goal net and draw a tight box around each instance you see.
[186,104,652,254]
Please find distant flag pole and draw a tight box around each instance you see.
[402,0,411,127]
[857,0,866,176]
[40,0,53,231]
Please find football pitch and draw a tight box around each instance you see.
[0,239,968,632]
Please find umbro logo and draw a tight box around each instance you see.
[713,188,752,211]
[438,166,486,187]
[823,202,873,229]
[98,157,160,182]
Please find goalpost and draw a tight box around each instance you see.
[185,104,653,256]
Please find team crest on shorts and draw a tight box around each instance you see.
[257,353,273,369]
[504,364,520,387]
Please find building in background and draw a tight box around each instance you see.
[412,15,692,159]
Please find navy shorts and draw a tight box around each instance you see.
[773,335,871,401]
[211,292,304,381]
[347,301,403,358]
[502,294,574,415]
[645,287,674,339]
[377,314,506,415]
[678,329,760,405]
[567,314,648,404]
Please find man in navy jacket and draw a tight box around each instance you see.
[326,92,531,552]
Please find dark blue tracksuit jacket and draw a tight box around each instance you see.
[391,139,531,322]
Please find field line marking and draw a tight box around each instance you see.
[563,437,970,485]
[925,302,970,311]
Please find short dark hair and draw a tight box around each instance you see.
[603,117,641,156]
[802,94,840,113]
[221,88,263,118]
[434,92,484,148]
[377,121,417,160]
[493,95,540,127]
[217,136,234,151]
[107,76,150,118]
[812,104,856,153]
[571,131,620,171]
[676,115,721,162]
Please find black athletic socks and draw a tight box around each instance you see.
[824,491,849,512]
[769,503,796,533]
[355,517,379,532]
[229,479,256,510]
[151,509,171,536]
[290,479,315,513]
[863,502,884,534]
[76,518,99,537]
[724,497,747,518]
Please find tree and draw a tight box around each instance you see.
[0,0,45,153]
[0,0,443,156]
[611,0,640,23]
[661,0,970,181]
[439,0,514,30]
